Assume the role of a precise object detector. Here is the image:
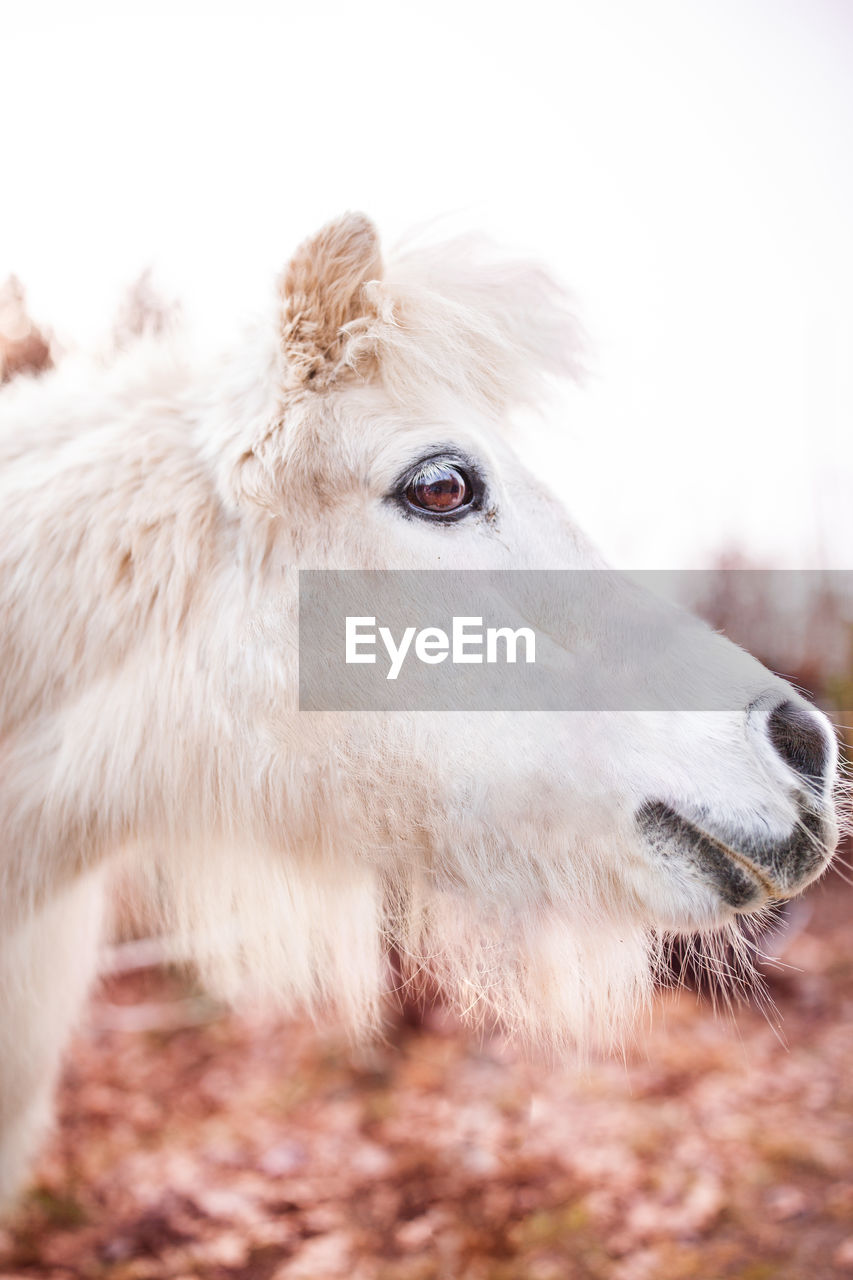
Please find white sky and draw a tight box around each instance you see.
[2,0,852,567]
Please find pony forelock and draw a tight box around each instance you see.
[344,233,586,416]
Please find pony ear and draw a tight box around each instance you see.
[278,212,383,387]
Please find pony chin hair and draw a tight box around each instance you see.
[393,888,654,1060]
[140,842,387,1038]
[142,841,654,1056]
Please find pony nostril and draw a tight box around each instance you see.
[766,699,832,791]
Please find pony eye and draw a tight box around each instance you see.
[405,462,473,515]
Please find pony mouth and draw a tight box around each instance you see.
[636,800,835,911]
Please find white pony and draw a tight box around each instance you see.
[0,214,839,1208]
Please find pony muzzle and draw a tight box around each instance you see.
[636,798,838,911]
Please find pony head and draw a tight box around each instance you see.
[165,213,840,1054]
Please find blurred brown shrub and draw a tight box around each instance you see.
[696,555,853,754]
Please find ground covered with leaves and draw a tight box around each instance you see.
[0,868,851,1280]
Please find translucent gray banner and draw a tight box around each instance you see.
[298,570,853,711]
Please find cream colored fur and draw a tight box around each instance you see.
[0,214,837,1209]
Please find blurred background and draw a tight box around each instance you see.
[1,2,852,1277]
[3,0,853,567]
